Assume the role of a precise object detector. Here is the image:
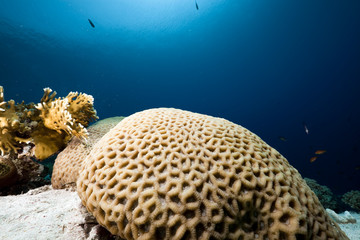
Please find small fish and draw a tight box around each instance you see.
[195,0,199,10]
[302,121,309,135]
[88,19,95,28]
[310,156,317,162]
[278,136,287,142]
[355,165,360,170]
[315,150,326,155]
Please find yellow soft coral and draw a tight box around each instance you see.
[37,98,73,135]
[66,91,98,126]
[33,88,98,159]
[39,87,57,103]
[0,128,18,155]
[0,88,21,155]
[66,91,98,140]
[31,127,70,160]
[36,89,97,142]
[0,86,98,160]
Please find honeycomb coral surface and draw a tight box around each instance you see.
[52,117,125,189]
[77,108,348,240]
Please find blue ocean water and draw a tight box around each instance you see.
[1,0,359,194]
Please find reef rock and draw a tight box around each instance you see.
[0,185,119,240]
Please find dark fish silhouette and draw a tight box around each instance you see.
[195,0,199,10]
[278,136,287,142]
[88,19,95,28]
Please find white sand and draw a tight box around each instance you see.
[337,212,360,240]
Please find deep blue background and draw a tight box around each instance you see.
[1,0,359,193]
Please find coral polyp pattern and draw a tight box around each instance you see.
[77,108,348,240]
[51,117,125,189]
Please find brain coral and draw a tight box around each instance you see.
[51,117,124,189]
[77,108,348,240]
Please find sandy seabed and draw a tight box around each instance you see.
[338,212,360,240]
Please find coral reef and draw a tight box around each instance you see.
[0,86,98,160]
[304,177,338,210]
[342,190,360,211]
[0,86,97,191]
[77,108,348,240]
[52,117,125,189]
[0,155,18,188]
[0,154,50,196]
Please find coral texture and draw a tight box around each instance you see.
[52,117,125,189]
[0,155,18,188]
[0,153,49,196]
[0,86,98,160]
[77,108,348,240]
[342,190,360,211]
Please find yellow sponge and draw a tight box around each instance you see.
[77,108,348,240]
